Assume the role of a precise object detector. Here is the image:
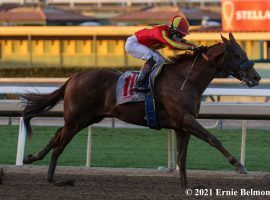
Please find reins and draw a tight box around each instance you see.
[202,53,209,61]
[180,53,209,93]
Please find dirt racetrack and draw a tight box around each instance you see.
[0,166,270,200]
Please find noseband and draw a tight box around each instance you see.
[239,60,254,71]
[224,48,254,78]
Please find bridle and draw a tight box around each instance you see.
[222,47,254,81]
[180,44,255,93]
[202,53,209,62]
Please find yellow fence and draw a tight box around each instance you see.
[0,26,269,68]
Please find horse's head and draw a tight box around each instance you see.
[209,33,261,87]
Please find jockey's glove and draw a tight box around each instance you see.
[193,45,208,54]
[188,45,196,51]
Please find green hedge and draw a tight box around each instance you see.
[0,66,141,77]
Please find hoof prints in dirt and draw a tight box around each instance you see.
[1,173,270,200]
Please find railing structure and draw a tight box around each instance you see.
[0,81,270,170]
[0,27,269,68]
[0,0,221,6]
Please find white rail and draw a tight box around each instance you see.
[0,86,269,170]
[204,88,270,97]
[1,86,270,97]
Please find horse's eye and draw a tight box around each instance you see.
[234,54,241,60]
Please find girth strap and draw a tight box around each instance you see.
[144,93,159,129]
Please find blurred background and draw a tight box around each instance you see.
[0,0,269,77]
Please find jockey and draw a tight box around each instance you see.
[125,15,205,92]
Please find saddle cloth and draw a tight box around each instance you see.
[116,63,164,105]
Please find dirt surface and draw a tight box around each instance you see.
[0,166,270,200]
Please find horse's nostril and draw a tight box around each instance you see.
[254,76,261,81]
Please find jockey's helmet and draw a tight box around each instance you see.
[167,15,190,36]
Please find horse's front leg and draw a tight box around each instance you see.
[175,130,190,188]
[183,114,247,174]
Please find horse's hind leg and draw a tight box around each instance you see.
[183,115,247,174]
[175,130,190,188]
[23,127,63,164]
[46,115,104,183]
[46,125,79,183]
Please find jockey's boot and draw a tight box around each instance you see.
[133,57,156,92]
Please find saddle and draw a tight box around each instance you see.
[116,63,164,105]
[116,63,164,129]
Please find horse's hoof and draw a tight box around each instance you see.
[47,178,55,184]
[236,164,247,174]
[23,154,33,164]
[167,168,175,173]
[180,183,187,189]
[0,168,4,185]
[54,180,75,187]
[191,184,207,189]
[47,175,55,184]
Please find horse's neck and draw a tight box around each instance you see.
[166,56,218,96]
[162,44,223,96]
[185,45,224,95]
[192,56,218,93]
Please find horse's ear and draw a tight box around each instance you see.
[221,34,229,45]
[229,32,237,44]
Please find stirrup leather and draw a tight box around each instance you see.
[133,57,156,92]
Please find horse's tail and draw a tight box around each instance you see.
[21,77,72,138]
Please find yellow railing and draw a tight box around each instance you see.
[0,26,268,68]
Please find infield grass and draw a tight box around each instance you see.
[0,125,269,171]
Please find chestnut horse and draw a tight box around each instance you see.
[22,33,260,187]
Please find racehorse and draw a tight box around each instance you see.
[22,33,261,188]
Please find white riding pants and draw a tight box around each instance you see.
[125,35,165,65]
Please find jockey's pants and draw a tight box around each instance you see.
[125,35,165,66]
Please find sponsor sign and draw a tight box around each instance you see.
[222,0,270,31]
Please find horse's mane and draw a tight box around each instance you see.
[167,42,222,64]
[167,52,195,64]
